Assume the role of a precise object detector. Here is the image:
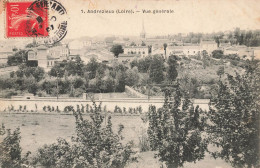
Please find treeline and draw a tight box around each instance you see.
[0,56,128,97]
[169,28,260,47]
[1,54,179,98]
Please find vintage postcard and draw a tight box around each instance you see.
[0,0,259,167]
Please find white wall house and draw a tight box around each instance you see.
[124,46,149,57]
[200,41,218,55]
[48,45,69,61]
[27,45,60,70]
[167,46,201,57]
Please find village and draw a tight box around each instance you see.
[1,23,259,71]
[0,17,259,168]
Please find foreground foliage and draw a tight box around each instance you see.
[146,85,208,168]
[208,60,260,167]
[0,124,30,168]
[32,102,137,168]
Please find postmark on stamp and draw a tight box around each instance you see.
[5,0,68,44]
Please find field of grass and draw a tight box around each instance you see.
[0,113,232,168]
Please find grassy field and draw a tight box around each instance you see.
[0,113,232,168]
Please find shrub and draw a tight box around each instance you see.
[0,125,30,168]
[64,106,74,113]
[212,50,224,59]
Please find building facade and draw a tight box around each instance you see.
[27,45,66,70]
[48,45,69,61]
[167,45,201,57]
[200,41,218,55]
[124,46,149,57]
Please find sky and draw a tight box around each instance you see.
[0,0,260,41]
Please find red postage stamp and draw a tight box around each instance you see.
[5,1,49,38]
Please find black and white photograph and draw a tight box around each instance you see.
[0,0,259,167]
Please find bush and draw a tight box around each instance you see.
[0,89,18,98]
[212,50,224,59]
[64,106,74,113]
[0,125,30,168]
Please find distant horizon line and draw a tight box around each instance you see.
[65,27,260,40]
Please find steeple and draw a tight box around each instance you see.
[140,20,146,39]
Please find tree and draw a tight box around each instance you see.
[0,125,30,168]
[64,56,84,76]
[115,70,126,92]
[133,56,153,73]
[149,55,165,83]
[100,70,114,92]
[141,41,146,46]
[15,65,45,82]
[32,103,137,167]
[146,85,207,168]
[7,50,27,66]
[148,45,152,54]
[167,55,178,82]
[163,43,168,58]
[85,57,100,79]
[49,64,65,78]
[24,77,39,95]
[179,75,201,99]
[125,67,139,86]
[110,44,124,58]
[212,50,224,59]
[207,60,260,167]
[202,50,210,69]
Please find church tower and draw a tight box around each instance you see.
[140,20,146,39]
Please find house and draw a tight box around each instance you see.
[48,45,69,61]
[117,54,141,63]
[124,46,149,57]
[27,45,59,70]
[167,45,201,58]
[219,43,232,51]
[251,47,260,60]
[200,40,218,55]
